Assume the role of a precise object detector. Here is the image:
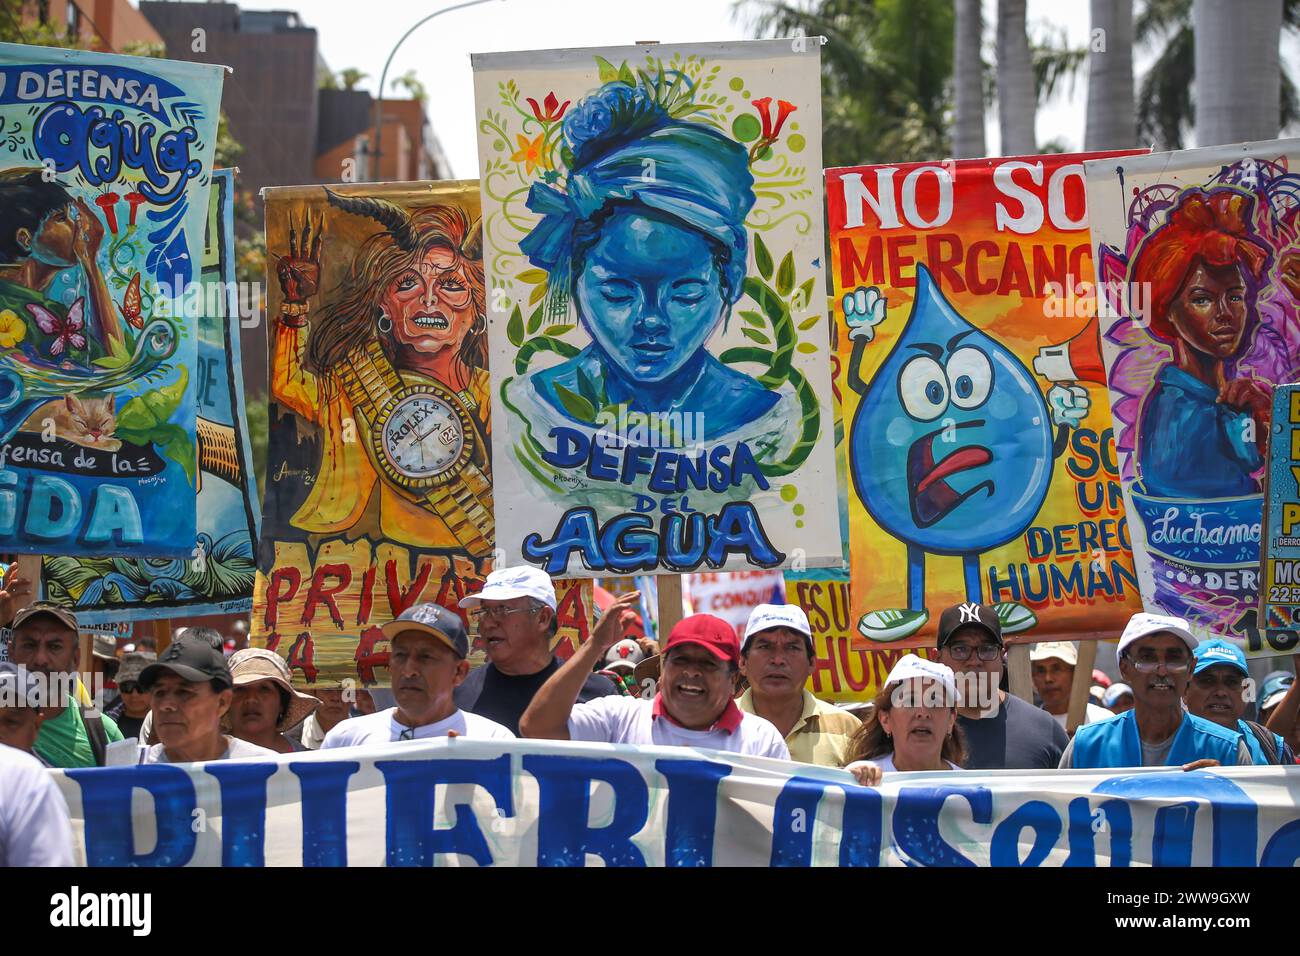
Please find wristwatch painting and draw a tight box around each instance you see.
[337,339,494,554]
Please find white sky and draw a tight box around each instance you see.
[228,0,1161,178]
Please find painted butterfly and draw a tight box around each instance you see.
[26,297,87,356]
[120,273,143,330]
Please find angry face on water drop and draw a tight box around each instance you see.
[851,266,1054,553]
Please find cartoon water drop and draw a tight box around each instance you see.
[846,264,1083,640]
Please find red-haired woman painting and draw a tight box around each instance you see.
[1131,189,1273,498]
[271,189,491,550]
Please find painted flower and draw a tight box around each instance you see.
[526,91,571,123]
[0,309,25,348]
[751,97,798,140]
[511,134,549,175]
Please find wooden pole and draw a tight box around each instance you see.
[656,575,683,643]
[154,618,172,654]
[1065,640,1099,735]
[1007,643,1033,702]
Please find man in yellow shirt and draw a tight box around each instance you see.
[736,604,861,766]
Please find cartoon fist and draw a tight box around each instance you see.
[842,286,887,342]
[1048,384,1090,428]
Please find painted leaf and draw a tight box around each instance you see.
[517,268,548,284]
[797,316,820,331]
[743,277,785,323]
[796,342,817,354]
[576,366,600,410]
[554,384,595,422]
[526,304,544,335]
[776,252,795,297]
[739,309,765,328]
[742,327,772,346]
[754,234,773,280]
[595,56,620,83]
[543,324,575,337]
[507,305,524,346]
[529,282,547,306]
[798,277,817,310]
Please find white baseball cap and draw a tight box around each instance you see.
[742,603,812,653]
[458,565,557,611]
[1116,612,1198,662]
[1029,641,1078,667]
[883,654,962,706]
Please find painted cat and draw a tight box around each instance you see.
[19,394,122,451]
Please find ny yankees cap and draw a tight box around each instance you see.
[936,602,1003,648]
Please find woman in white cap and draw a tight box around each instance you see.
[843,654,966,783]
[226,648,321,754]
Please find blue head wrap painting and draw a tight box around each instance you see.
[518,82,775,436]
[473,43,841,578]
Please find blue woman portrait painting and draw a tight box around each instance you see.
[514,81,784,442]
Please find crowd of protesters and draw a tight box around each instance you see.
[2,562,1299,865]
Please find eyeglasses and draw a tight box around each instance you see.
[119,682,141,694]
[471,605,537,622]
[944,643,1001,662]
[1123,653,1191,673]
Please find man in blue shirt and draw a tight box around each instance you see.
[1184,639,1293,764]
[1060,612,1252,768]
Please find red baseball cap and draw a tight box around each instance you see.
[662,614,740,667]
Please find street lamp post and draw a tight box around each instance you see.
[371,0,500,180]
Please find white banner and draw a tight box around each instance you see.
[52,739,1300,866]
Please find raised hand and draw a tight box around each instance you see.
[590,590,641,656]
[842,286,887,342]
[275,211,324,304]
[0,560,32,628]
[1047,383,1091,428]
[72,198,105,264]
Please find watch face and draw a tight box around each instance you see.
[381,394,466,479]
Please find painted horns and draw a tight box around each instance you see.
[322,187,484,262]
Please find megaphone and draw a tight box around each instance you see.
[1033,315,1107,385]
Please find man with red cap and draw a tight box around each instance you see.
[520,593,789,758]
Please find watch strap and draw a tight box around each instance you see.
[423,463,494,555]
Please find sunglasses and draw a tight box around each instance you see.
[119,682,144,694]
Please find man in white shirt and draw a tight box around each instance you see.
[521,596,789,759]
[1030,641,1112,732]
[0,741,73,866]
[323,603,514,748]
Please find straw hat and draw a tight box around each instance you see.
[224,648,319,731]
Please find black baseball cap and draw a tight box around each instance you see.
[380,603,469,659]
[936,602,1003,648]
[138,635,233,691]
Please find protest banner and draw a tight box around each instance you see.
[53,739,1300,866]
[472,39,842,577]
[0,43,224,557]
[827,151,1146,650]
[684,570,785,636]
[1258,383,1300,651]
[43,170,259,621]
[252,180,590,685]
[1084,139,1300,657]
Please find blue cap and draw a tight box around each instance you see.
[1192,639,1248,677]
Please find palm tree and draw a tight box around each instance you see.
[1195,0,1283,145]
[1137,0,1299,149]
[1085,0,1137,149]
[391,69,428,104]
[997,0,1036,154]
[954,0,987,157]
[337,68,369,92]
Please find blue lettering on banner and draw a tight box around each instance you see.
[290,761,360,868]
[522,504,785,574]
[205,762,277,867]
[67,765,197,867]
[52,742,1300,867]
[524,755,649,867]
[375,755,513,867]
[655,758,731,868]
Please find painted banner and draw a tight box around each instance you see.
[0,43,223,556]
[1084,140,1300,657]
[786,568,938,703]
[1261,383,1300,649]
[472,40,842,577]
[52,739,1300,866]
[827,152,1146,650]
[42,169,259,621]
[253,180,589,685]
[684,569,785,636]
